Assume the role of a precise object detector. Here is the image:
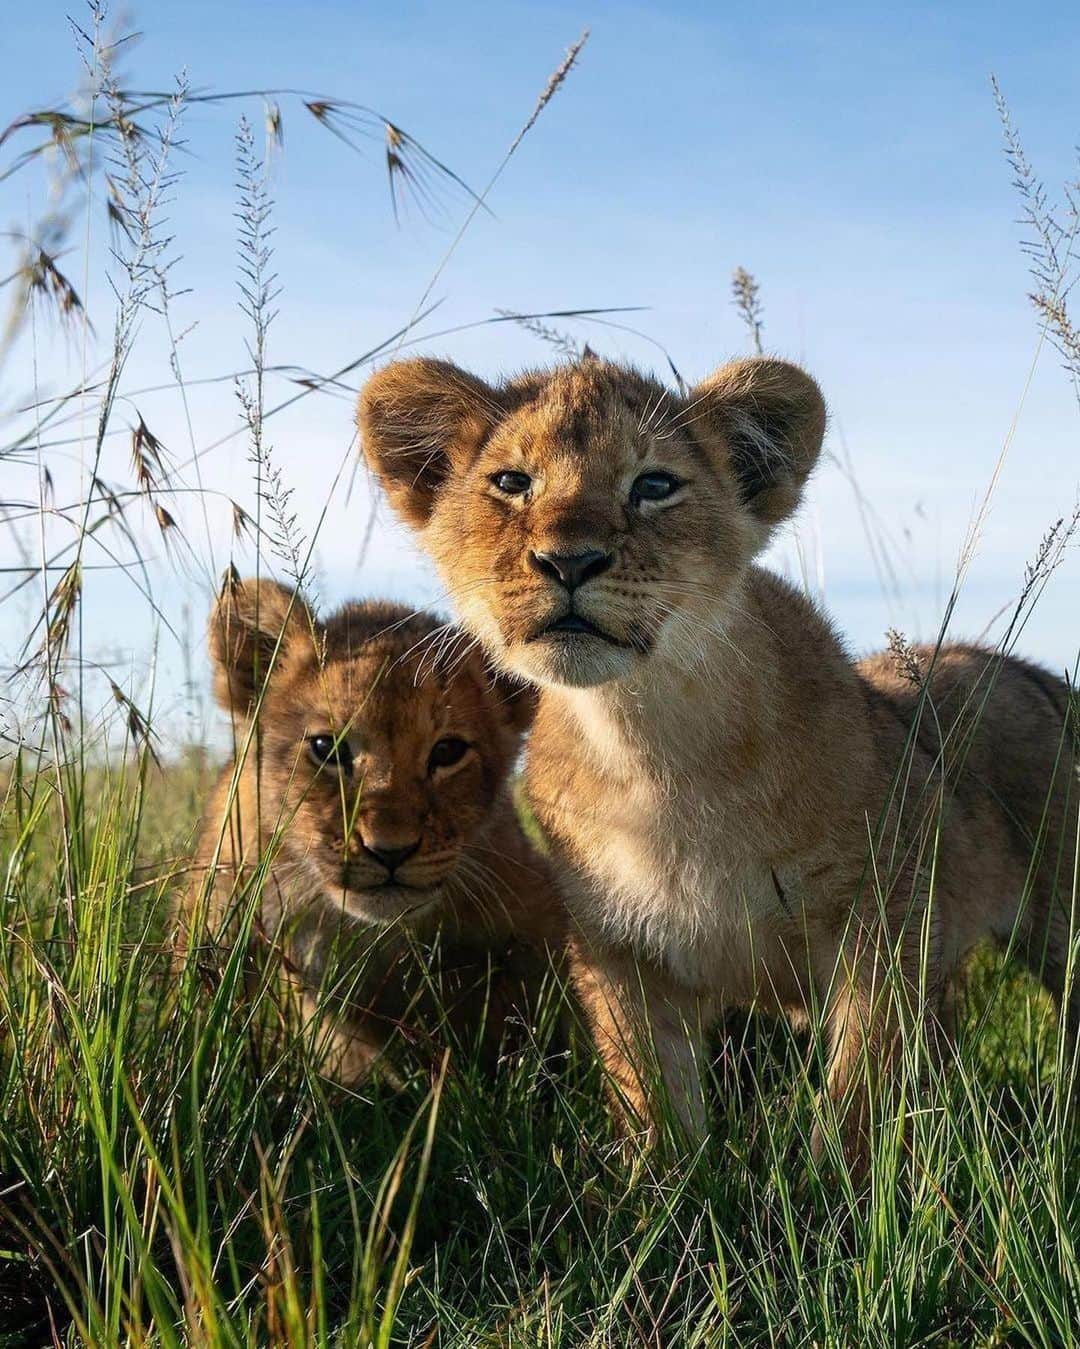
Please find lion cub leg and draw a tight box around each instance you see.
[812,911,946,1176]
[296,988,393,1086]
[569,934,709,1150]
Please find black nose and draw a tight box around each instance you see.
[363,841,420,874]
[529,549,614,591]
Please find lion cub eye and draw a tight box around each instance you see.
[489,470,532,496]
[428,737,469,773]
[630,471,682,506]
[308,734,354,774]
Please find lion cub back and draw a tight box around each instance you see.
[858,641,1077,957]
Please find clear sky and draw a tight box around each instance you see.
[2,1,1078,748]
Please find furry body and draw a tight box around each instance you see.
[358,354,1078,1162]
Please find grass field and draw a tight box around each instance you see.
[4,7,1080,1346]
[1,749,1079,1345]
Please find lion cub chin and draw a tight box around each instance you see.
[358,352,1079,1173]
[176,575,564,1086]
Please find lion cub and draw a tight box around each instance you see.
[358,352,1079,1169]
[178,575,563,1083]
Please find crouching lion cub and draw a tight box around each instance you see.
[358,352,1079,1170]
[177,575,564,1084]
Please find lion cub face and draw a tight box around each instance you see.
[211,579,533,924]
[358,356,826,688]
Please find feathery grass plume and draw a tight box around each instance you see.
[1025,513,1076,594]
[886,627,925,687]
[235,113,278,406]
[1003,501,1080,651]
[255,445,308,588]
[993,77,1080,398]
[1031,289,1080,382]
[48,34,187,614]
[732,265,764,354]
[511,30,589,154]
[495,308,585,359]
[233,116,309,593]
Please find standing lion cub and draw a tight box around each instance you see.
[358,352,1078,1168]
[177,575,564,1083]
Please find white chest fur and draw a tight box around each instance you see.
[547,687,804,1002]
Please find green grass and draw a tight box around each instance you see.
[2,749,1079,1347]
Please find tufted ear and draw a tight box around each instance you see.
[209,572,315,717]
[357,357,502,529]
[687,357,826,534]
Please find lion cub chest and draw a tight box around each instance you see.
[546,765,802,999]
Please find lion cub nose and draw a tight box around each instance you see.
[529,549,613,591]
[362,840,420,874]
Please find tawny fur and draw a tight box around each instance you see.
[176,577,564,1084]
[358,354,1079,1169]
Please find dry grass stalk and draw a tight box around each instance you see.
[232,500,254,542]
[885,627,925,687]
[265,99,284,153]
[42,561,81,665]
[302,98,485,221]
[130,415,168,494]
[26,248,89,333]
[510,30,589,154]
[234,117,309,595]
[495,309,585,359]
[994,77,1080,393]
[396,29,591,347]
[108,680,161,767]
[732,266,764,355]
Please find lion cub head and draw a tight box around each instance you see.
[211,576,534,924]
[357,355,826,689]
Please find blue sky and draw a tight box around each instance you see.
[2,1,1078,745]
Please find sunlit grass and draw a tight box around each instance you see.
[1,751,1079,1345]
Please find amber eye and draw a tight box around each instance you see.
[630,471,681,505]
[428,737,469,773]
[308,734,353,774]
[490,470,532,496]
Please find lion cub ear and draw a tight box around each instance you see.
[688,357,826,534]
[209,572,315,717]
[357,358,501,529]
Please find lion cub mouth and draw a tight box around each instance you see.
[340,879,443,926]
[529,611,629,647]
[338,864,444,922]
